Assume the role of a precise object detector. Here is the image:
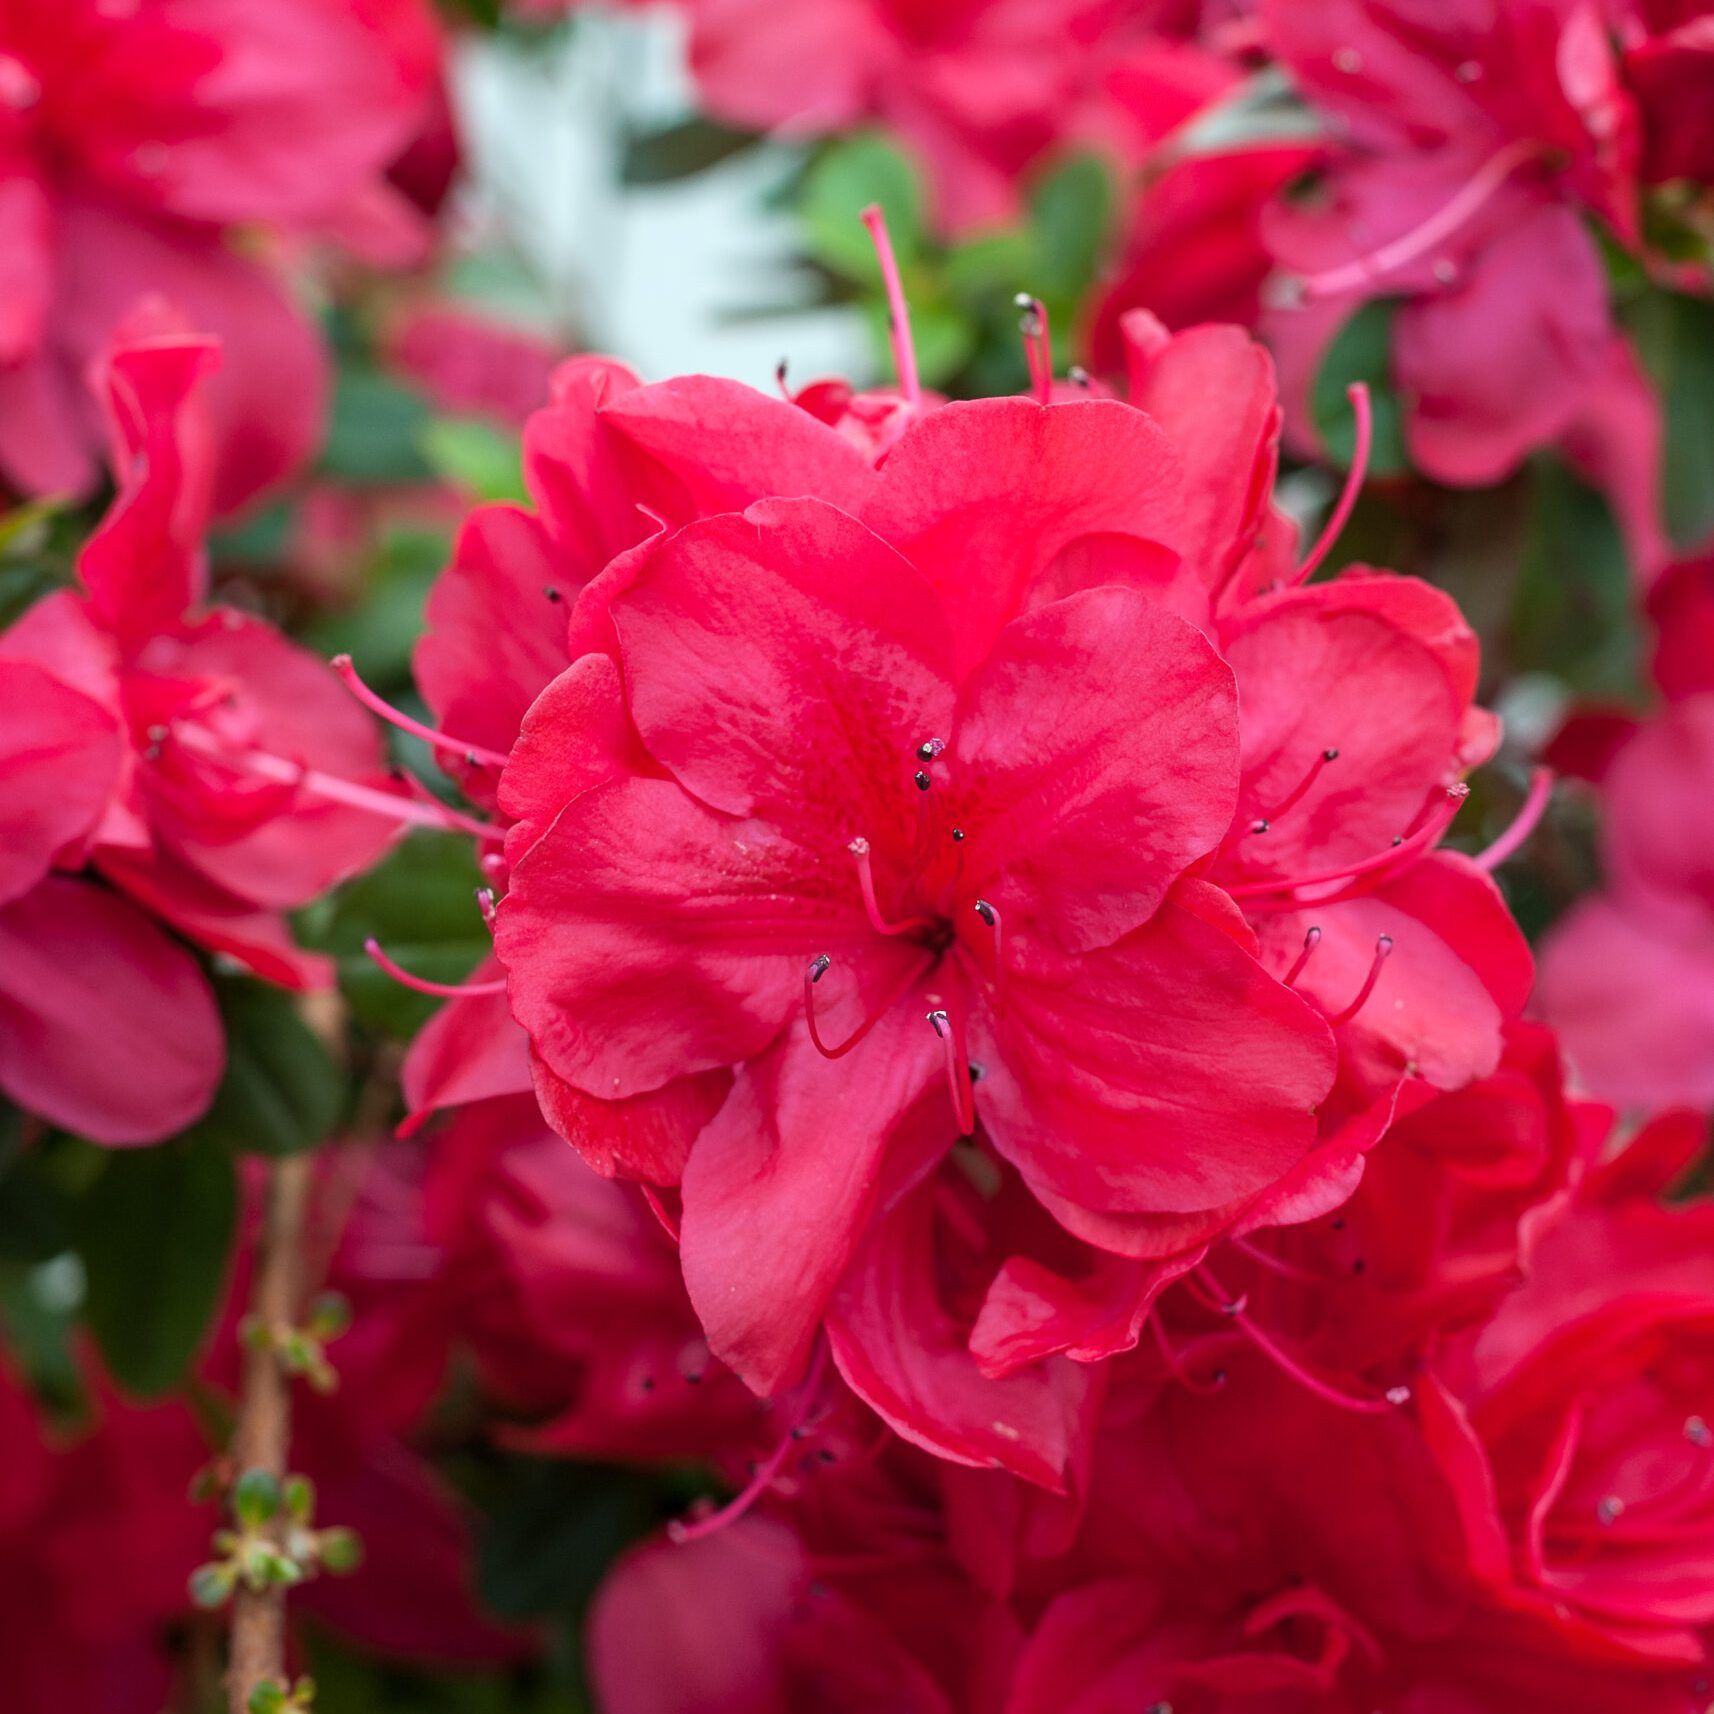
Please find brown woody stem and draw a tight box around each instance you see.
[227,1154,312,1714]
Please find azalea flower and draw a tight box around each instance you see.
[0,0,441,513]
[0,309,418,992]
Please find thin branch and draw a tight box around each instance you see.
[227,1154,312,1714]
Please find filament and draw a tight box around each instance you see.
[1474,767,1553,871]
[861,205,921,407]
[331,655,510,770]
[1293,386,1371,585]
[364,937,507,998]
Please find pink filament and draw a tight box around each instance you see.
[1017,294,1053,405]
[1257,749,1340,825]
[669,1344,829,1545]
[1474,767,1554,871]
[364,937,507,998]
[928,1007,977,1135]
[173,725,505,843]
[1196,1266,1406,1416]
[804,952,932,1060]
[1328,934,1394,1026]
[1294,139,1540,302]
[861,204,921,406]
[331,655,510,770]
[1230,784,1468,905]
[1293,385,1372,585]
[850,839,936,937]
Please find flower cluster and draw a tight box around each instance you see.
[1,2,1712,1710]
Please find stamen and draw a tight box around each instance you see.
[173,725,504,843]
[1196,1266,1407,1415]
[364,937,506,998]
[1328,935,1393,1026]
[913,770,932,791]
[849,837,936,937]
[916,738,946,762]
[1147,1312,1228,1395]
[1474,767,1553,871]
[971,898,1004,995]
[774,357,790,400]
[1284,926,1322,987]
[927,1009,976,1134]
[669,1344,830,1545]
[1229,785,1468,905]
[1014,293,1053,406]
[475,887,498,930]
[804,953,932,1060]
[1253,749,1341,827]
[861,205,921,407]
[1293,387,1371,584]
[331,655,510,770]
[1292,139,1540,301]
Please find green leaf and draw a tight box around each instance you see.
[621,117,761,185]
[1628,286,1714,550]
[183,981,341,1159]
[304,525,451,689]
[313,832,488,1038]
[419,417,527,504]
[0,1110,71,1263]
[1509,455,1642,699]
[1024,151,1116,305]
[476,1458,658,1622]
[72,1135,237,1398]
[235,1469,283,1529]
[1310,299,1409,477]
[319,370,435,487]
[799,133,925,278]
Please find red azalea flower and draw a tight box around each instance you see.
[493,482,1337,1401]
[663,0,1237,232]
[1538,550,1714,1110]
[1461,1113,1714,1660]
[0,651,221,1142]
[0,0,441,513]
[0,310,411,991]
[1251,0,1673,562]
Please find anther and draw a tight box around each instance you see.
[916,737,946,761]
[1689,1416,1712,1448]
[475,888,498,930]
[1250,819,1271,835]
[543,585,562,602]
[973,900,996,927]
[913,770,932,791]
[1068,365,1091,389]
[809,954,831,983]
[1596,1495,1625,1526]
[927,1009,950,1038]
[951,828,965,843]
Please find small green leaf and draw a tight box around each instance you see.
[72,1135,237,1399]
[1310,299,1410,477]
[183,981,341,1159]
[306,1291,351,1341]
[189,1562,237,1610]
[317,1526,364,1575]
[248,1680,290,1714]
[800,133,925,278]
[284,1475,316,1523]
[621,117,761,185]
[234,1469,283,1529]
